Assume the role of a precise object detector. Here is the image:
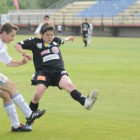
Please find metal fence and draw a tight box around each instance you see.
[6,12,140,26]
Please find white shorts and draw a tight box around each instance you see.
[0,73,8,92]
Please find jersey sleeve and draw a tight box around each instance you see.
[0,51,12,65]
[17,37,35,50]
[53,37,64,46]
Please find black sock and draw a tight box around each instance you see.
[70,90,86,106]
[85,41,87,45]
[29,101,39,111]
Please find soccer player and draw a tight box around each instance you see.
[15,23,98,113]
[57,24,62,36]
[0,23,46,132]
[35,15,50,38]
[88,19,93,45]
[81,18,90,47]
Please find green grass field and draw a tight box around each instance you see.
[0,35,140,140]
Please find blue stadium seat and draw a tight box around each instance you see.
[77,0,138,18]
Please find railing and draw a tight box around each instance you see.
[6,13,140,26]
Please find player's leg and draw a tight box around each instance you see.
[3,79,33,118]
[2,78,46,127]
[29,71,48,111]
[0,73,31,131]
[59,75,98,110]
[29,84,47,111]
[83,33,88,47]
[82,33,86,47]
[88,34,91,45]
[26,83,46,125]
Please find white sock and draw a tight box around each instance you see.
[11,93,32,118]
[4,102,20,129]
[88,36,91,45]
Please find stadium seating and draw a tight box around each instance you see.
[7,0,140,25]
[77,0,138,17]
[53,1,96,24]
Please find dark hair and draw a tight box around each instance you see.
[0,23,19,34]
[44,15,49,19]
[40,23,54,35]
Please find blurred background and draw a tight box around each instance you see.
[0,0,140,37]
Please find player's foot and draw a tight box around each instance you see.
[26,109,46,125]
[84,89,98,110]
[11,124,32,132]
[85,44,87,47]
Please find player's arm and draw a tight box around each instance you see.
[6,57,28,67]
[34,24,42,39]
[35,33,41,39]
[0,51,28,67]
[63,36,74,43]
[15,43,32,60]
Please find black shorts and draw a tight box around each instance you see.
[31,69,68,88]
[82,31,88,38]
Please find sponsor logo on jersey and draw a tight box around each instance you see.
[43,54,59,62]
[37,76,46,81]
[44,43,51,48]
[37,43,42,49]
[51,47,59,54]
[41,49,50,56]
[44,43,49,47]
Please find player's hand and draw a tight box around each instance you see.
[23,52,32,60]
[69,36,74,42]
[21,57,28,64]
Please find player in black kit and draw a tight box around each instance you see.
[81,18,90,47]
[15,23,98,112]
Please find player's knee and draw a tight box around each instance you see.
[8,82,17,94]
[0,91,11,101]
[65,83,75,92]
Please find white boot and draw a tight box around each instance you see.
[84,89,98,110]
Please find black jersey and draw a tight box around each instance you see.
[18,37,65,71]
[81,22,90,32]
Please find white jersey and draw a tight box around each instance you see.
[57,25,62,31]
[0,38,12,65]
[34,23,44,34]
[89,23,93,30]
[88,23,93,35]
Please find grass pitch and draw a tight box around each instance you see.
[0,35,140,140]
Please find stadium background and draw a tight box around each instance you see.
[1,0,140,37]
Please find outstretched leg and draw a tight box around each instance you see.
[59,75,98,110]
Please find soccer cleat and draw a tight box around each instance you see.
[26,109,46,125]
[11,124,32,132]
[84,89,98,110]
